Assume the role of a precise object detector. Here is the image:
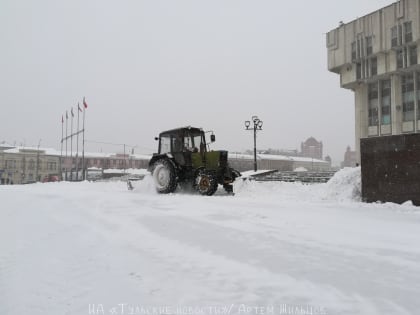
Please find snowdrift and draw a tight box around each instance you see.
[322,167,361,202]
[234,167,362,203]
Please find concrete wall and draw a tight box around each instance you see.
[327,0,420,79]
[361,133,420,205]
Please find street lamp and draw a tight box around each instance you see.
[35,139,42,182]
[245,116,263,172]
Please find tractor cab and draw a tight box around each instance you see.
[157,127,210,155]
[156,127,215,170]
[147,126,239,195]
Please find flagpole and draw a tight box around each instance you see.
[65,111,68,181]
[70,108,74,181]
[76,104,80,181]
[81,96,88,181]
[82,105,86,180]
[60,115,64,181]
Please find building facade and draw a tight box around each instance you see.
[327,0,420,162]
[341,146,358,168]
[0,145,151,184]
[300,137,323,159]
[0,148,60,184]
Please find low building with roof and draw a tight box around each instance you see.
[228,153,331,172]
[0,146,60,184]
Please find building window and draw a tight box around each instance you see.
[398,24,403,46]
[417,72,420,120]
[29,159,35,170]
[351,42,357,60]
[358,38,364,58]
[5,160,16,169]
[381,80,391,125]
[368,83,379,126]
[391,26,398,47]
[404,21,413,43]
[409,45,417,66]
[370,57,377,76]
[356,63,362,80]
[397,48,404,69]
[402,73,415,121]
[366,36,373,56]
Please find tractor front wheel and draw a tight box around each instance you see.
[152,159,178,194]
[195,170,218,196]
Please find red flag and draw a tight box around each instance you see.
[78,102,82,112]
[71,107,74,117]
[83,97,88,109]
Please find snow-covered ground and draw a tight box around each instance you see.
[1,168,420,315]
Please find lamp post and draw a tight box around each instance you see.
[245,116,263,172]
[35,139,42,182]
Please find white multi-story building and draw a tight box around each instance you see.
[327,0,420,162]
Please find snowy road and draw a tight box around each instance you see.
[1,169,420,315]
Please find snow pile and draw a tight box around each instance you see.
[131,174,157,194]
[233,178,318,202]
[294,166,308,172]
[323,167,361,202]
[235,167,362,203]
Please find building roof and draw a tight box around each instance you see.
[2,146,151,160]
[0,142,16,151]
[303,137,321,146]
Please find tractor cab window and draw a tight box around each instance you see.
[184,132,203,153]
[193,134,204,152]
[159,136,171,154]
[171,135,182,152]
[184,135,192,151]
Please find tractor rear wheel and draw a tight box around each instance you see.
[195,170,218,196]
[152,159,177,193]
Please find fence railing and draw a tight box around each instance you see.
[249,170,337,183]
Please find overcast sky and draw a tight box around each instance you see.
[0,0,395,164]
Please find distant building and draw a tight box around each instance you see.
[229,153,331,172]
[61,152,149,175]
[0,147,60,184]
[300,137,323,159]
[324,155,332,165]
[327,0,420,163]
[341,146,357,168]
[261,148,299,157]
[0,145,151,184]
[0,142,15,151]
